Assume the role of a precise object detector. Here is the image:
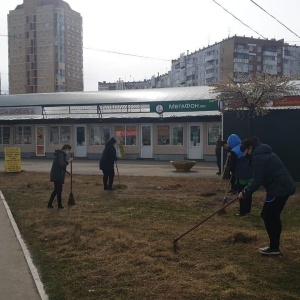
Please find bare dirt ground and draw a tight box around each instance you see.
[1,171,300,300]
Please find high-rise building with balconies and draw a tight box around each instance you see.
[8,0,83,94]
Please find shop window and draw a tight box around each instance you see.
[115,125,136,145]
[207,123,221,145]
[158,125,170,145]
[0,127,11,145]
[14,126,32,144]
[90,125,110,145]
[49,125,71,144]
[158,124,183,145]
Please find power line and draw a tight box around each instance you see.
[83,46,170,62]
[211,0,267,39]
[0,33,170,62]
[250,0,300,39]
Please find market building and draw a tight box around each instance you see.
[0,86,222,161]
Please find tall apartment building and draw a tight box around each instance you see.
[98,35,300,90]
[171,36,285,87]
[8,0,83,94]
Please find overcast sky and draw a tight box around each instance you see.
[1,0,300,94]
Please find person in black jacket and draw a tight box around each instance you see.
[238,138,296,255]
[47,144,73,209]
[100,137,117,190]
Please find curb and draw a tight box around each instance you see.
[0,190,48,300]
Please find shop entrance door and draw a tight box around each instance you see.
[140,125,152,158]
[75,125,87,157]
[36,126,45,156]
[188,124,203,159]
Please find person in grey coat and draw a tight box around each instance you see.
[238,137,296,255]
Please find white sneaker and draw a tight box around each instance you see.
[258,247,281,255]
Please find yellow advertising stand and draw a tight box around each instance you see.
[5,147,22,173]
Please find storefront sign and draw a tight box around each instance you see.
[150,100,218,113]
[272,96,300,107]
[0,106,43,115]
[4,147,21,173]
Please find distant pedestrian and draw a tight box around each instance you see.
[238,137,296,255]
[100,137,117,190]
[215,135,222,175]
[47,144,73,209]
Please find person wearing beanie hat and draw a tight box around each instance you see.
[239,137,296,255]
[99,137,117,190]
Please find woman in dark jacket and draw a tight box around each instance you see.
[100,137,117,190]
[239,138,296,255]
[47,144,73,209]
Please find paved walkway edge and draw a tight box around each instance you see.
[0,191,48,300]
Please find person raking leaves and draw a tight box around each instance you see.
[238,137,296,255]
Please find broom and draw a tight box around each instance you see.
[115,161,121,188]
[68,153,75,206]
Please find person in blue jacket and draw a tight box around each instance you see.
[238,137,296,255]
[227,134,253,216]
[99,137,117,190]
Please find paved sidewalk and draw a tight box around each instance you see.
[0,192,47,300]
[0,158,219,300]
[3,158,218,177]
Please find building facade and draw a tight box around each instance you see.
[98,36,300,90]
[8,0,83,94]
[0,87,221,162]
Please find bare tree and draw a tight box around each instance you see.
[210,73,299,136]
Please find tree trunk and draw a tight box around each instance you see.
[248,106,255,137]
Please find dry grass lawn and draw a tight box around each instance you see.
[1,171,300,300]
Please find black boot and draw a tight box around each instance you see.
[103,175,108,190]
[108,174,115,190]
[47,198,54,208]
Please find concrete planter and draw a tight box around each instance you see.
[170,160,196,172]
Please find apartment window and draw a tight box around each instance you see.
[207,123,221,145]
[257,56,261,62]
[0,127,11,145]
[115,125,136,145]
[14,126,32,144]
[90,125,110,145]
[257,46,262,52]
[49,126,71,144]
[158,125,183,145]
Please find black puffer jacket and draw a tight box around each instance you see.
[50,150,68,183]
[99,140,117,172]
[243,144,296,198]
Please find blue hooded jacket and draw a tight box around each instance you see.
[227,134,243,158]
[227,134,252,180]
